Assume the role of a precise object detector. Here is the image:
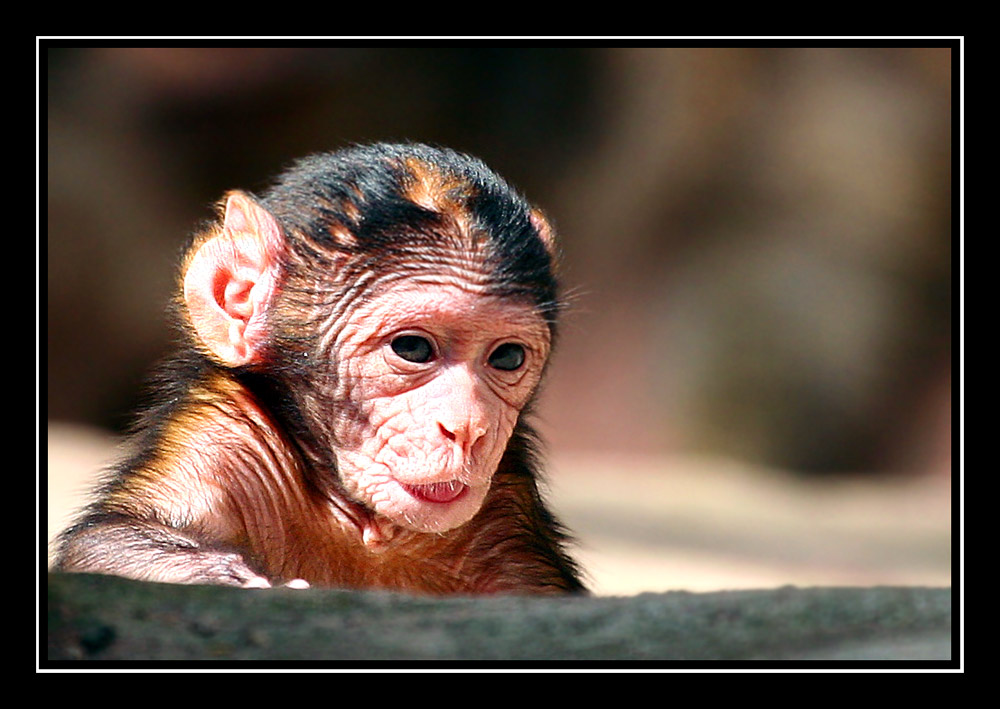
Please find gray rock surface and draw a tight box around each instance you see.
[46,573,953,664]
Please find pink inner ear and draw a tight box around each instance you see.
[184,191,288,367]
[222,277,255,321]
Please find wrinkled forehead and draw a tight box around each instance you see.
[368,239,500,295]
[339,226,554,321]
[371,273,547,320]
[356,265,544,328]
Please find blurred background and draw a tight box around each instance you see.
[45,45,956,595]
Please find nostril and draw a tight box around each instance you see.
[439,421,487,449]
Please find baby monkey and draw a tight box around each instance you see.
[54,143,584,595]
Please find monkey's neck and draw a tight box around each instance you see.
[321,487,401,550]
[216,368,383,544]
[253,408,403,550]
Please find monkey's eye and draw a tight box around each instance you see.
[391,335,434,364]
[488,343,526,371]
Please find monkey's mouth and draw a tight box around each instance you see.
[400,480,469,504]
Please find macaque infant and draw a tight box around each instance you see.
[54,143,584,595]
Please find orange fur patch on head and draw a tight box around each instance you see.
[327,223,358,249]
[401,157,481,247]
[343,188,363,221]
[402,157,467,213]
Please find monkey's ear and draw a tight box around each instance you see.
[182,191,287,367]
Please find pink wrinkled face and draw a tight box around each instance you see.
[332,281,551,533]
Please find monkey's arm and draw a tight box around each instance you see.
[53,377,295,589]
[55,513,272,588]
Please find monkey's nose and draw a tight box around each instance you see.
[438,421,487,450]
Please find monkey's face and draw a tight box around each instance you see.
[331,281,551,534]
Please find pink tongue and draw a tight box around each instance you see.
[405,481,467,503]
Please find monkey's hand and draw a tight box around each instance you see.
[174,553,309,589]
[182,548,274,588]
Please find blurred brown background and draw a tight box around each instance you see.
[45,46,955,595]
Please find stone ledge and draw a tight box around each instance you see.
[45,573,953,664]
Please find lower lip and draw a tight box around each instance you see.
[402,480,469,504]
